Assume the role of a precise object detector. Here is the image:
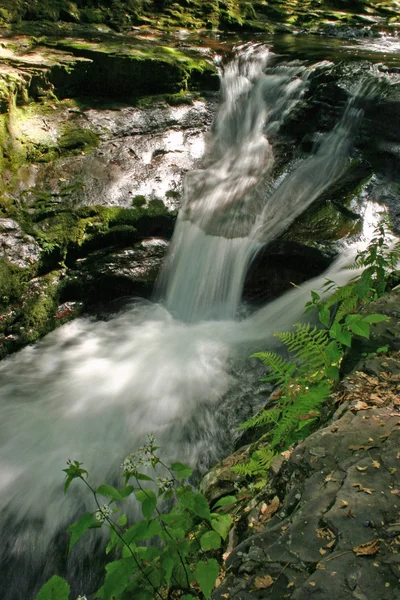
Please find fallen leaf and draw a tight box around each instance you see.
[326,540,336,549]
[287,582,295,588]
[368,437,374,442]
[390,490,400,496]
[309,581,317,587]
[319,548,327,555]
[397,452,400,459]
[281,450,292,460]
[254,575,273,589]
[352,401,372,411]
[353,539,380,556]
[356,466,368,472]
[331,571,337,576]
[353,483,374,494]
[261,496,280,519]
[379,432,391,439]
[316,563,326,570]
[299,410,320,420]
[324,473,337,484]
[373,562,379,567]
[340,500,349,508]
[372,460,381,469]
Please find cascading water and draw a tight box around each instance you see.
[0,44,387,599]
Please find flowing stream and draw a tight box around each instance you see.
[0,44,390,598]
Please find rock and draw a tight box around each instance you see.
[212,359,400,599]
[0,218,40,268]
[62,237,168,306]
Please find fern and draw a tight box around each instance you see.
[235,213,397,488]
[232,447,276,477]
[251,351,295,386]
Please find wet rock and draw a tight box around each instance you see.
[244,240,336,305]
[0,218,40,268]
[61,237,168,306]
[212,358,400,599]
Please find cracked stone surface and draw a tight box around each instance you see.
[0,218,40,268]
[210,330,400,599]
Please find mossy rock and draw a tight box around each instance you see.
[0,259,31,309]
[58,125,99,153]
[285,201,362,244]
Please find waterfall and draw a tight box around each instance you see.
[0,44,384,600]
[157,46,362,322]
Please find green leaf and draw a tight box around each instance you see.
[213,495,237,508]
[318,307,330,327]
[330,323,352,346]
[124,518,162,544]
[211,514,232,540]
[326,365,340,381]
[135,473,153,481]
[96,485,124,501]
[348,320,370,339]
[35,576,70,600]
[195,558,220,599]
[103,558,137,600]
[200,530,222,550]
[118,513,127,526]
[363,314,389,324]
[192,493,211,521]
[170,462,193,479]
[324,341,342,364]
[135,489,157,519]
[67,512,94,552]
[119,486,135,498]
[162,556,175,585]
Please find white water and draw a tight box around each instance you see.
[0,45,386,598]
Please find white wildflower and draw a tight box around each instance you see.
[156,476,174,493]
[95,504,113,523]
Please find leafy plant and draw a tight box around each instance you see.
[234,215,397,482]
[35,435,235,600]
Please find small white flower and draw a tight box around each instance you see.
[156,476,174,493]
[95,504,113,523]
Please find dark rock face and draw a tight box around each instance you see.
[206,290,400,600]
[0,218,40,268]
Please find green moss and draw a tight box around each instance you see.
[19,272,60,343]
[0,259,30,308]
[285,201,362,244]
[58,125,99,153]
[131,195,147,207]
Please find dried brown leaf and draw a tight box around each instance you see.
[390,489,400,496]
[356,466,368,472]
[254,575,274,589]
[372,460,381,469]
[261,496,280,519]
[352,401,373,411]
[353,483,374,494]
[340,500,349,508]
[319,548,327,556]
[353,539,380,556]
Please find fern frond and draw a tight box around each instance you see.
[275,323,330,376]
[333,293,359,323]
[238,407,281,430]
[251,351,296,386]
[232,446,276,477]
